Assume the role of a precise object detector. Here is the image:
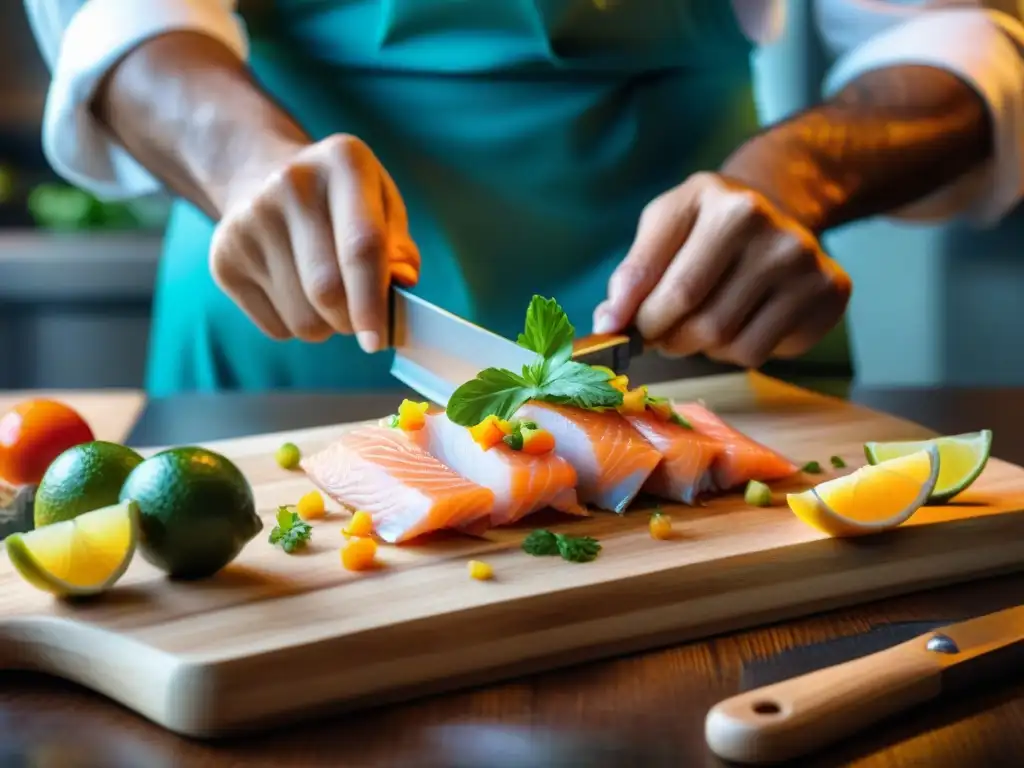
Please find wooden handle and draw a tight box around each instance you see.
[704,635,947,764]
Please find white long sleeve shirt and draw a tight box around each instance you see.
[22,0,1024,226]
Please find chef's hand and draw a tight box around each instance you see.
[592,173,851,368]
[209,134,420,352]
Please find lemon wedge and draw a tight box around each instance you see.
[864,430,991,504]
[786,446,939,537]
[5,500,139,597]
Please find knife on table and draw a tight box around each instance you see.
[704,604,1024,764]
[388,287,645,406]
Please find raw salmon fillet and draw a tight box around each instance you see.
[517,402,663,513]
[300,426,495,543]
[674,402,799,489]
[408,412,585,527]
[623,411,721,504]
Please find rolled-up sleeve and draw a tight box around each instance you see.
[815,1,1024,226]
[24,0,249,201]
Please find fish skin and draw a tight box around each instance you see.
[300,426,495,543]
[517,401,663,513]
[622,411,721,504]
[674,402,799,489]
[407,411,585,527]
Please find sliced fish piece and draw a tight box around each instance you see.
[675,402,799,489]
[407,412,584,527]
[623,410,721,504]
[301,425,495,543]
[516,402,663,513]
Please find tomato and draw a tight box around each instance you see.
[0,399,95,486]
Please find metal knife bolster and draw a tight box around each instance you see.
[929,605,1024,693]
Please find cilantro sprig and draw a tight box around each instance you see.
[446,296,624,426]
[269,506,312,553]
[522,529,602,563]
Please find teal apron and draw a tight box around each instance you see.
[145,0,761,395]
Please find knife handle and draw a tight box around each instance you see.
[704,635,946,764]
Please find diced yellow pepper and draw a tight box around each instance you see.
[469,415,513,450]
[608,374,630,393]
[296,490,326,520]
[342,509,374,538]
[467,560,494,580]
[341,536,378,571]
[647,399,674,422]
[618,386,648,415]
[397,399,430,431]
[590,365,617,379]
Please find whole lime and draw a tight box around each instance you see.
[119,446,262,580]
[34,441,144,528]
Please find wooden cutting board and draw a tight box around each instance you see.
[2,372,1024,739]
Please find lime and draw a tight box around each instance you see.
[863,430,991,503]
[6,500,139,597]
[119,446,262,580]
[34,441,144,528]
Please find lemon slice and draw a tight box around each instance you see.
[786,446,939,537]
[5,500,139,597]
[864,430,991,504]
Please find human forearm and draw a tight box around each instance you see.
[721,65,994,234]
[91,30,309,219]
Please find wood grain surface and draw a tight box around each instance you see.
[2,373,1023,746]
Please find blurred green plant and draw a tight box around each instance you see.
[27,183,142,231]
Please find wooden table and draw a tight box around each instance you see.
[2,384,1024,767]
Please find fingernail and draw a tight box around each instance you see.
[357,330,380,354]
[592,310,617,335]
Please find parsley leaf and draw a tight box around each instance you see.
[269,506,312,553]
[517,295,575,359]
[535,358,625,411]
[446,368,539,426]
[521,529,602,563]
[522,529,560,556]
[800,461,823,474]
[830,455,846,469]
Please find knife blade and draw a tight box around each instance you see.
[388,288,643,406]
[704,604,1024,764]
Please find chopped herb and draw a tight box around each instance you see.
[502,419,540,451]
[522,528,602,563]
[269,506,312,553]
[446,296,623,426]
[830,455,846,469]
[801,461,823,474]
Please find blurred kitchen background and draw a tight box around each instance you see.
[2,1,1023,392]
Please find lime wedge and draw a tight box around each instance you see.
[863,430,991,504]
[5,500,139,597]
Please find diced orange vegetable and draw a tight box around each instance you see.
[649,512,673,540]
[296,490,326,520]
[469,415,513,450]
[467,560,493,580]
[342,509,374,538]
[341,536,378,571]
[397,399,430,431]
[609,375,630,393]
[521,427,555,455]
[619,386,648,415]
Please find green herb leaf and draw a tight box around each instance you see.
[446,368,539,427]
[517,295,575,360]
[801,461,823,474]
[269,506,312,553]
[554,533,601,563]
[521,529,601,563]
[522,529,560,556]
[535,359,624,411]
[830,455,846,469]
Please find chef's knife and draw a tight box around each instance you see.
[704,604,1024,764]
[388,287,643,406]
